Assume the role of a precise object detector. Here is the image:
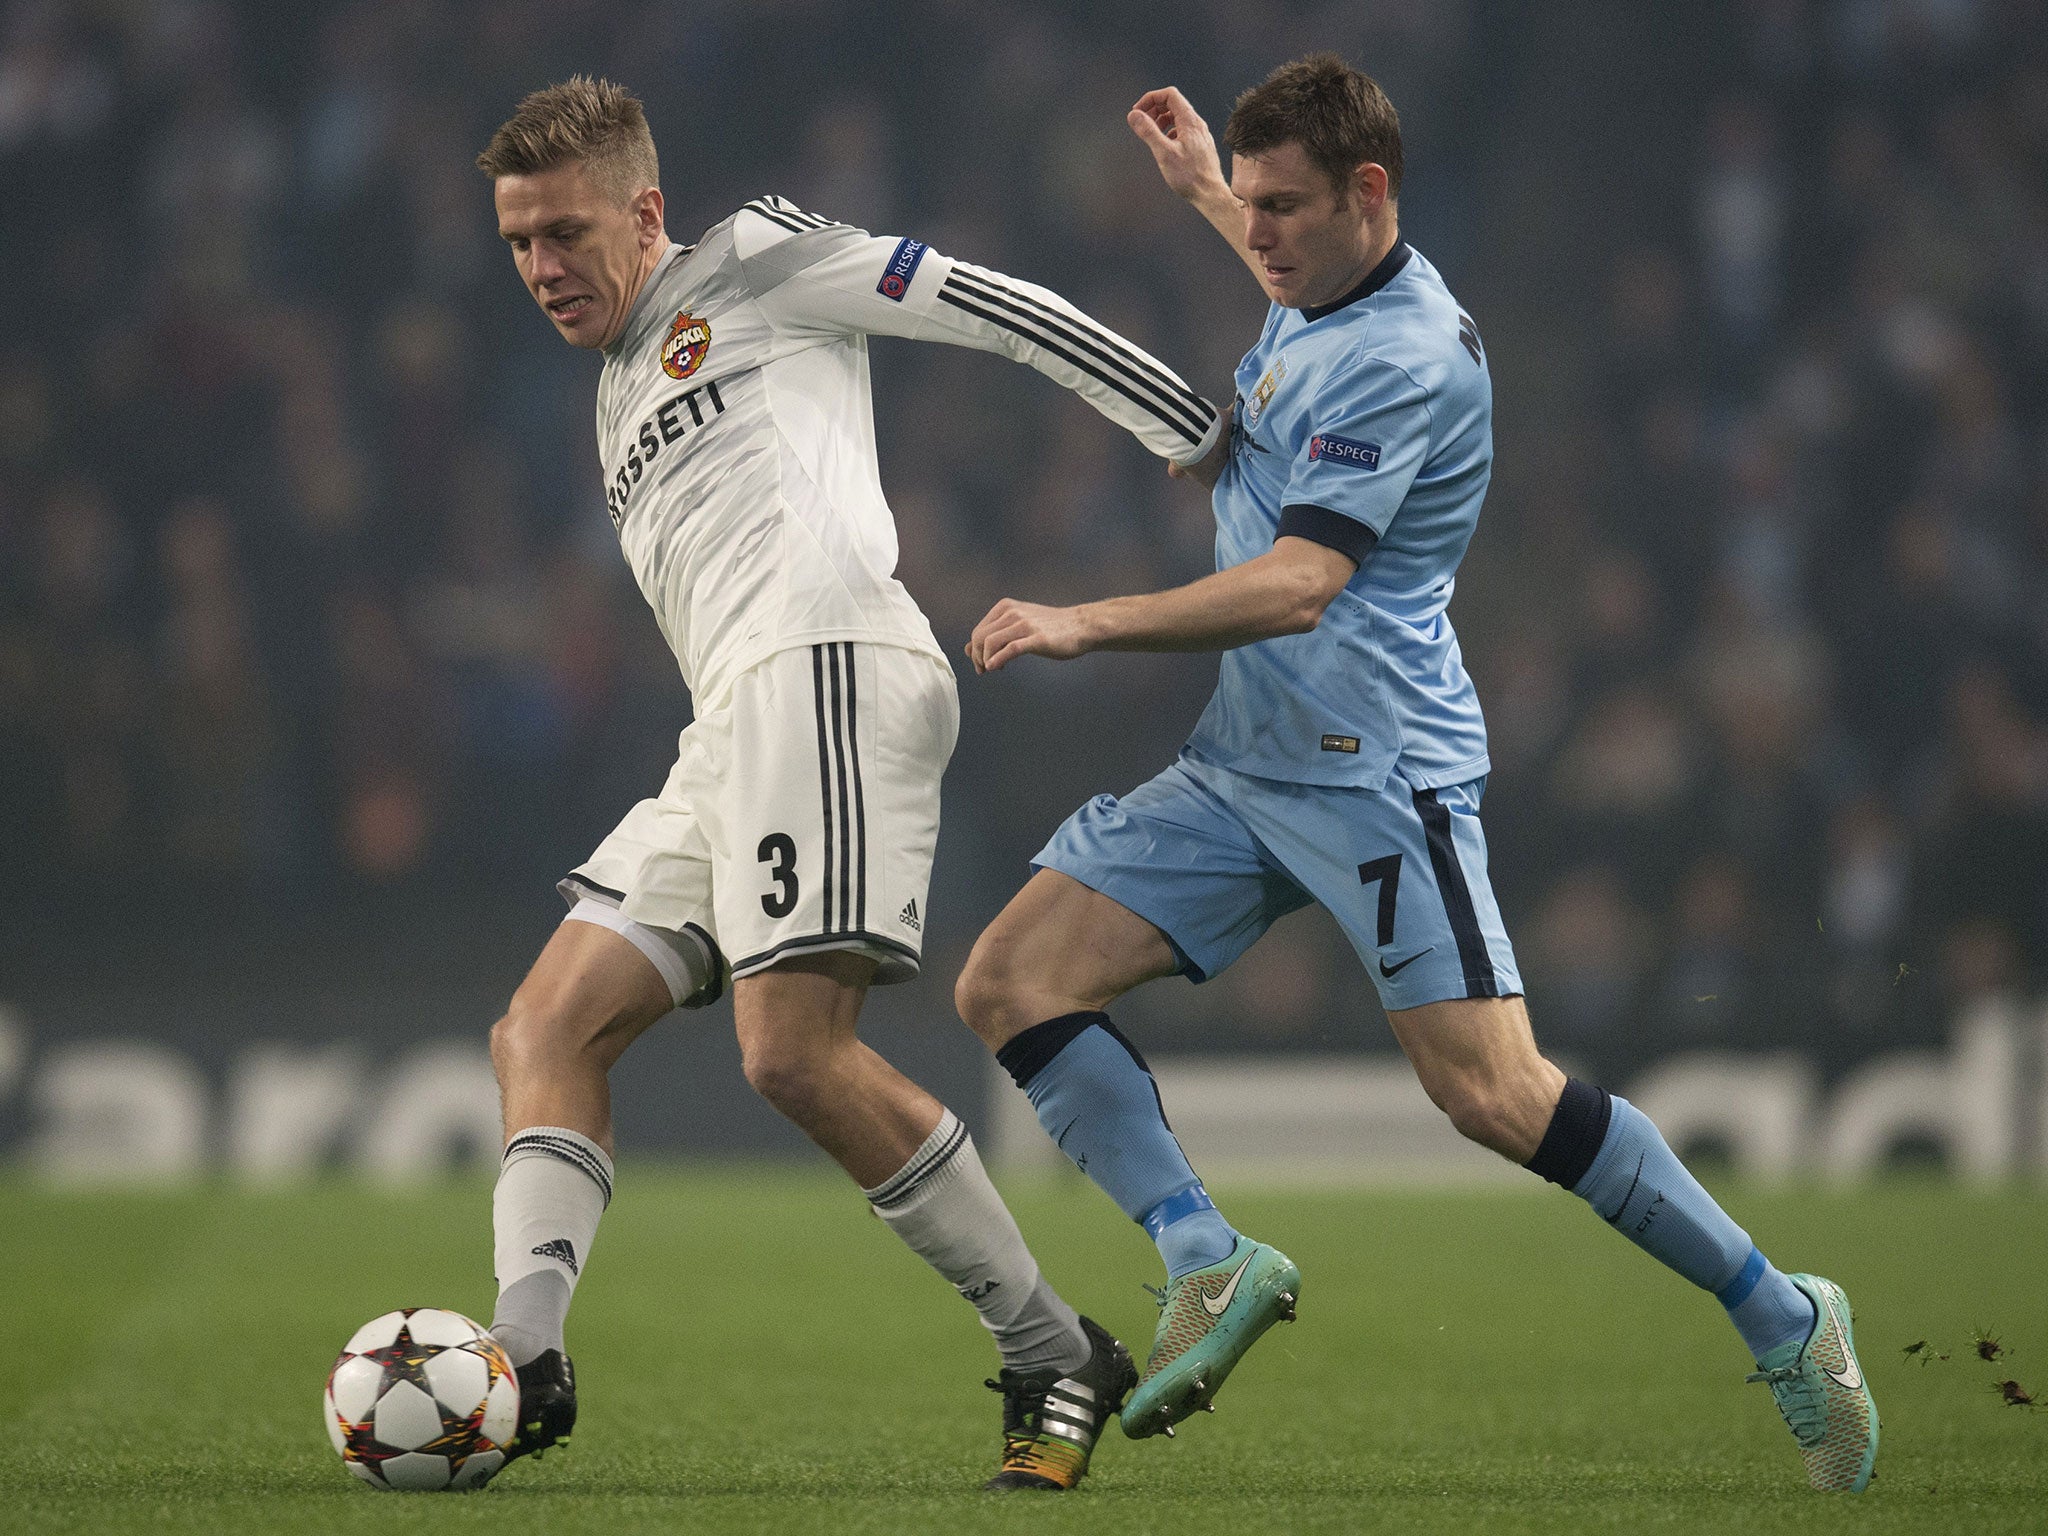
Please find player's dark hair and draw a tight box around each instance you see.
[1225,53,1402,198]
[477,76,659,205]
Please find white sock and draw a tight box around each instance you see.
[491,1126,614,1367]
[863,1110,1088,1374]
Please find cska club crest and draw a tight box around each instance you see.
[661,311,711,379]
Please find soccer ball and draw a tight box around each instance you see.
[323,1308,520,1490]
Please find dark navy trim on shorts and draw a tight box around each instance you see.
[813,642,868,938]
[560,872,627,905]
[731,928,920,977]
[844,644,869,932]
[1412,787,1501,998]
[811,646,839,933]
[828,646,854,932]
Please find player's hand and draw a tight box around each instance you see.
[1169,401,1233,491]
[968,598,1093,673]
[1128,87,1227,203]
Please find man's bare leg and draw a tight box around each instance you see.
[733,949,1091,1378]
[484,919,674,1373]
[493,918,677,1150]
[1380,993,1565,1161]
[956,870,1181,1051]
[731,951,938,1184]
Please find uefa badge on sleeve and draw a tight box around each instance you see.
[876,237,928,301]
[1307,432,1381,470]
[661,311,711,379]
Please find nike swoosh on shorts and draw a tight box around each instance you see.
[1379,946,1434,978]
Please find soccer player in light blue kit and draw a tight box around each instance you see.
[957,55,1877,1492]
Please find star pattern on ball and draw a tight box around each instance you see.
[358,1320,451,1393]
[338,1318,476,1467]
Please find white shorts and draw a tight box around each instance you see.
[561,642,958,986]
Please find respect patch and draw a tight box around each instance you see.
[877,238,928,301]
[1307,432,1381,470]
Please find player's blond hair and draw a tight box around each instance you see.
[1226,54,1403,198]
[476,76,659,205]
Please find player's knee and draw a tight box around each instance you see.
[488,1003,551,1086]
[953,944,1011,1044]
[490,982,623,1084]
[1434,1078,1519,1156]
[739,1035,826,1117]
[954,932,1043,1048]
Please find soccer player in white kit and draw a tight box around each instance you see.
[473,78,1224,1490]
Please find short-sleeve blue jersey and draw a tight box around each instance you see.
[1184,241,1492,791]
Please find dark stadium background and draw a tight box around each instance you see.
[2,0,2045,1178]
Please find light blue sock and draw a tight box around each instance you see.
[1569,1093,1815,1361]
[996,1011,1238,1280]
[1716,1248,1818,1361]
[1143,1185,1240,1280]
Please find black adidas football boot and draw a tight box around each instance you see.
[503,1349,577,1464]
[984,1316,1137,1491]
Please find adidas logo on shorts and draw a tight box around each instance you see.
[898,898,922,932]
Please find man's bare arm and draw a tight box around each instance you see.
[966,536,1356,673]
[1127,87,1262,285]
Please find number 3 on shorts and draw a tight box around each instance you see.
[759,832,799,918]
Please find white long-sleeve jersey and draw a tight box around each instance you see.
[593,196,1222,706]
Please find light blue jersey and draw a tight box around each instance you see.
[1186,241,1491,791]
[1036,238,1521,1009]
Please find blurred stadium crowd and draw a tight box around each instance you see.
[2,0,2045,1078]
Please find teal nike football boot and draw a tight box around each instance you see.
[1121,1235,1299,1439]
[1746,1274,1878,1492]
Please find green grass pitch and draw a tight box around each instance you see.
[3,1170,2042,1534]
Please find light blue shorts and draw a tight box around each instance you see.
[1034,754,1522,1011]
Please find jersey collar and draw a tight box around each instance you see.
[1300,239,1412,323]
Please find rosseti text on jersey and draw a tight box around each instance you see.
[605,379,728,530]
